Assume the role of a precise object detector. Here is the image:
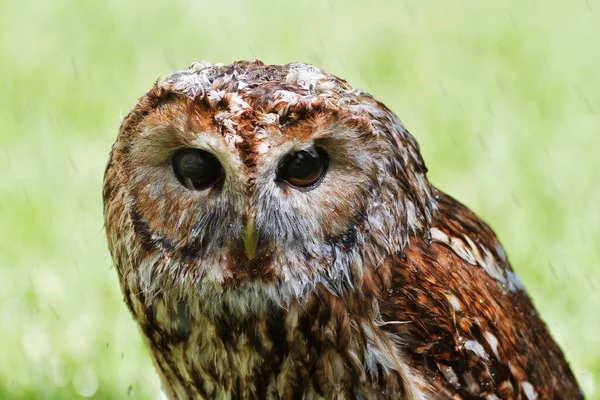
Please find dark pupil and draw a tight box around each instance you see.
[288,151,318,179]
[173,149,222,190]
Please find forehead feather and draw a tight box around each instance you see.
[157,60,358,114]
[120,60,421,173]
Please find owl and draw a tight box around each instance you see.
[103,61,582,399]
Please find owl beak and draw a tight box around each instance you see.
[243,210,259,260]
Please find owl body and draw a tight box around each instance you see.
[104,61,581,399]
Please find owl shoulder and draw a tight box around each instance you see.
[376,191,582,398]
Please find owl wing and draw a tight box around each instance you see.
[378,192,582,399]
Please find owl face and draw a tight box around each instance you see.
[104,61,433,308]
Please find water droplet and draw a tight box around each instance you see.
[73,367,98,397]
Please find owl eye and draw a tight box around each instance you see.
[278,147,329,189]
[172,149,223,190]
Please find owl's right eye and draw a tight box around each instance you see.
[172,149,223,190]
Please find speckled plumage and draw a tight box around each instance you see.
[103,61,582,399]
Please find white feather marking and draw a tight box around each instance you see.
[484,331,500,359]
[285,64,326,91]
[256,142,270,154]
[495,243,507,261]
[430,228,524,292]
[170,72,212,98]
[189,61,214,71]
[430,227,449,243]
[506,269,525,292]
[464,340,489,361]
[521,381,537,400]
[449,236,477,265]
[207,89,225,106]
[479,245,507,284]
[259,113,279,125]
[445,293,462,313]
[227,92,250,114]
[273,90,301,106]
[437,363,459,387]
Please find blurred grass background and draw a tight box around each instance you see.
[1,0,599,398]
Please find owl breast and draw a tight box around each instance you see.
[130,283,424,399]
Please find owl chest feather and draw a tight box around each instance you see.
[128,288,424,400]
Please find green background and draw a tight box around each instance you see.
[1,0,599,398]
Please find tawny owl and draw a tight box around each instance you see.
[103,61,582,399]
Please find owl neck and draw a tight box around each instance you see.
[132,281,422,399]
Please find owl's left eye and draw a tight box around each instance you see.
[278,147,329,190]
[172,148,223,190]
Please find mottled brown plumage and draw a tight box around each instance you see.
[103,61,582,399]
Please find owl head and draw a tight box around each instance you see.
[104,61,434,314]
